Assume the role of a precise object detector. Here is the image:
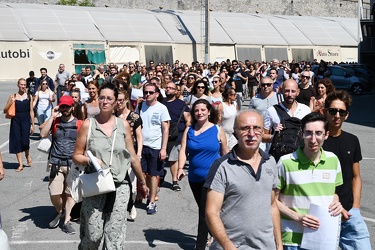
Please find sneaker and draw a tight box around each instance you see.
[147,202,158,215]
[49,210,65,229]
[128,206,137,221]
[62,221,76,235]
[171,183,181,191]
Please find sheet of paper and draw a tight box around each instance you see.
[300,203,341,250]
[130,88,144,100]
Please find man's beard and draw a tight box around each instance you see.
[166,93,175,99]
[61,110,72,117]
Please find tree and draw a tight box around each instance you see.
[57,0,95,7]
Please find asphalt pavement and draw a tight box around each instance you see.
[0,81,374,249]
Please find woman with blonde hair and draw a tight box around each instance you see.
[3,78,34,172]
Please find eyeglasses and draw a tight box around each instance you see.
[327,108,348,116]
[301,75,310,79]
[236,125,263,135]
[144,91,155,95]
[196,86,205,89]
[98,96,115,103]
[303,131,325,139]
[261,83,272,87]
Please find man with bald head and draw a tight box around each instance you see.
[263,80,310,160]
[205,110,282,250]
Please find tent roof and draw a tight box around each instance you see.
[0,3,359,46]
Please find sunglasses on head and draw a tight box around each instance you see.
[327,108,348,116]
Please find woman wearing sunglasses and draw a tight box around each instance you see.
[33,79,55,127]
[186,80,210,108]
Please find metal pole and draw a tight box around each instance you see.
[204,0,210,63]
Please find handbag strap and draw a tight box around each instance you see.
[174,104,186,126]
[86,118,92,149]
[108,117,117,167]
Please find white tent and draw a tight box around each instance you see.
[0,3,359,79]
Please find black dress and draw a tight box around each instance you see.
[9,97,31,154]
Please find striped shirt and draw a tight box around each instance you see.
[277,147,343,246]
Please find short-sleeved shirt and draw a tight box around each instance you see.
[125,111,142,149]
[296,85,314,106]
[249,92,280,116]
[264,102,311,131]
[277,147,343,246]
[323,131,362,211]
[162,98,190,142]
[55,71,71,86]
[204,147,279,249]
[137,101,170,149]
[130,72,141,87]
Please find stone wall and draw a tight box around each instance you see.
[0,0,370,18]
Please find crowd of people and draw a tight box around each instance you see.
[1,57,372,250]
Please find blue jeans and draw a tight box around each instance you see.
[339,208,371,250]
[37,107,52,125]
[283,246,307,250]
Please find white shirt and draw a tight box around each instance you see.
[264,102,311,130]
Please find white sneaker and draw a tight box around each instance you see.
[128,206,137,221]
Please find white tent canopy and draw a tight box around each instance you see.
[0,3,359,46]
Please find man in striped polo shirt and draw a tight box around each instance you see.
[275,112,344,249]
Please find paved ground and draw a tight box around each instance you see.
[0,81,374,249]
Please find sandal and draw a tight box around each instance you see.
[16,166,24,172]
[27,156,32,166]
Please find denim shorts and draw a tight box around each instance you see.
[339,207,371,250]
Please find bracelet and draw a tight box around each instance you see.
[139,180,146,185]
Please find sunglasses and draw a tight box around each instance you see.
[196,86,205,89]
[213,81,219,83]
[144,91,155,95]
[327,108,348,116]
[301,75,310,79]
[261,83,272,87]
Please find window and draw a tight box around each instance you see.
[73,44,106,73]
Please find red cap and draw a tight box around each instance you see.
[59,96,74,106]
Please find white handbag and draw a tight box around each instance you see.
[79,168,115,198]
[37,135,52,153]
[79,118,117,198]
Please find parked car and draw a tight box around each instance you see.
[339,64,375,89]
[311,65,372,95]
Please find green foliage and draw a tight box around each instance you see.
[57,0,95,7]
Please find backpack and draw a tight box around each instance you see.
[52,117,83,138]
[269,105,303,162]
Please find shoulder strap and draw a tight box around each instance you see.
[273,104,290,122]
[109,118,117,168]
[175,104,186,125]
